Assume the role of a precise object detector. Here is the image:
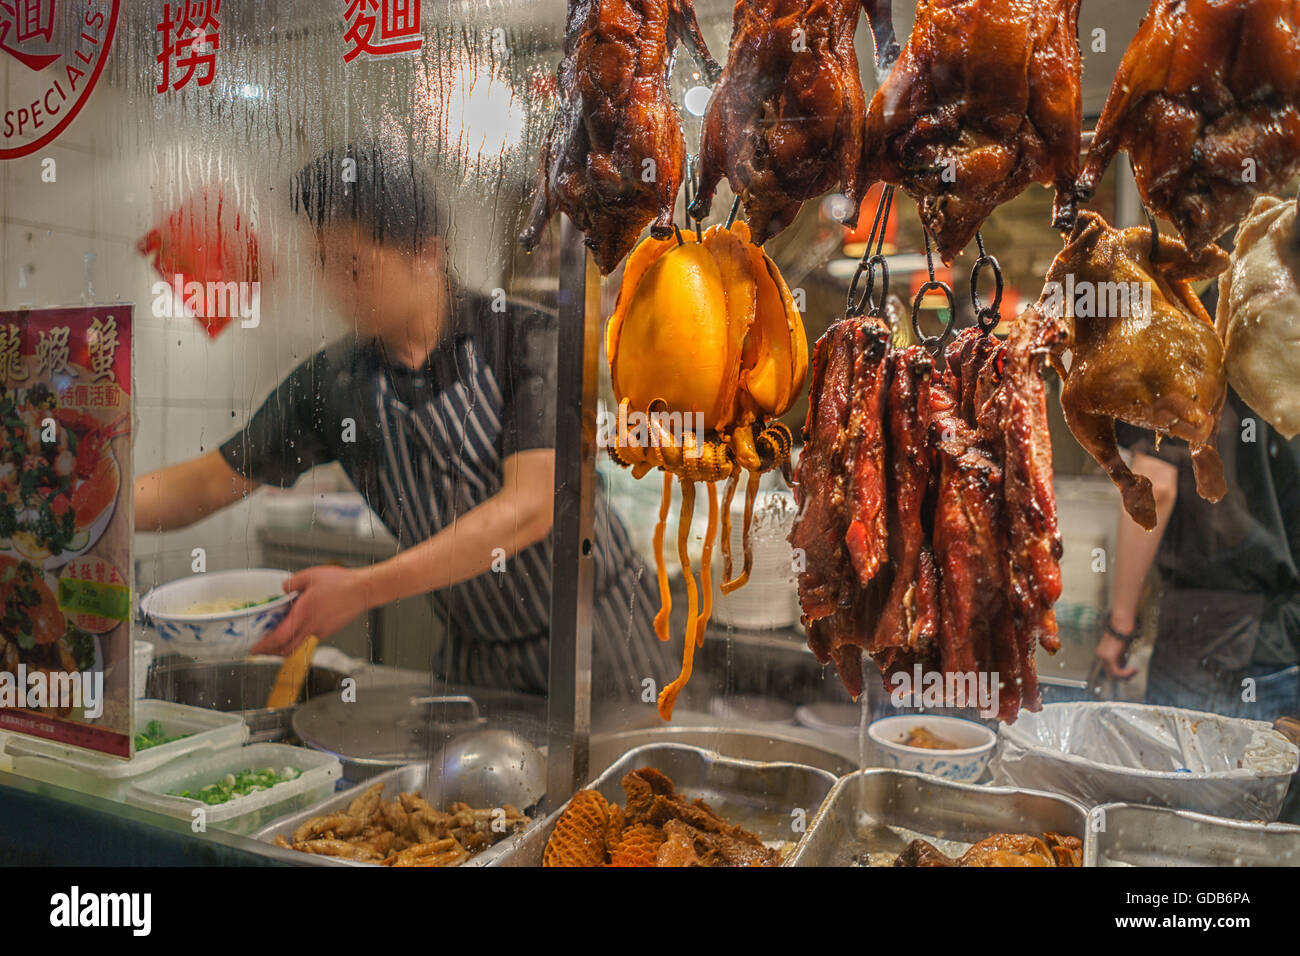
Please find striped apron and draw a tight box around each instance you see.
[366,335,670,701]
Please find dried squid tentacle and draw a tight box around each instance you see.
[695,481,718,648]
[721,469,760,594]
[652,472,673,642]
[658,481,699,721]
[719,471,740,585]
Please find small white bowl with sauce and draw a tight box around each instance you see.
[140,569,297,660]
[868,715,997,783]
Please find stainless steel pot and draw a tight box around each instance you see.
[145,656,350,743]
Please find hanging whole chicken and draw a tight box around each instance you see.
[605,222,807,719]
[1046,212,1230,530]
[1078,0,1300,251]
[687,0,899,245]
[861,0,1084,263]
[1216,195,1300,439]
[520,0,721,274]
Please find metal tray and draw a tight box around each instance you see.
[1086,803,1300,867]
[787,769,1089,866]
[489,742,837,867]
[252,762,537,868]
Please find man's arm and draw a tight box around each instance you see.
[1097,451,1179,677]
[135,451,261,532]
[252,449,555,654]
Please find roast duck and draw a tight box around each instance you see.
[1216,195,1300,439]
[1078,0,1300,252]
[862,0,1084,263]
[520,0,721,274]
[1046,211,1230,531]
[789,307,1065,720]
[688,0,899,244]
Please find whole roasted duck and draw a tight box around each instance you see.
[862,0,1084,263]
[688,0,899,245]
[520,0,721,274]
[1216,195,1300,439]
[1078,0,1300,252]
[1045,211,1230,530]
[790,308,1064,721]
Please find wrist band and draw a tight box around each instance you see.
[1104,614,1140,644]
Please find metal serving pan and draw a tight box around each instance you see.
[147,657,349,744]
[1086,803,1300,867]
[588,727,857,777]
[787,768,1089,866]
[252,762,538,867]
[489,742,837,867]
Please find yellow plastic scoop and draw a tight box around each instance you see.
[265,635,319,710]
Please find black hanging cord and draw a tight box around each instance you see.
[725,196,741,230]
[911,228,957,354]
[847,185,895,318]
[970,230,1004,335]
[1144,205,1160,262]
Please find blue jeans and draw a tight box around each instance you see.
[1146,663,1300,722]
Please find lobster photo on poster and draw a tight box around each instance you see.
[0,306,133,758]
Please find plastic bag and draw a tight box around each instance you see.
[992,702,1299,821]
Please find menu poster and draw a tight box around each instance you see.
[0,306,133,758]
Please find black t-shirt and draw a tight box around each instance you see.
[219,291,555,497]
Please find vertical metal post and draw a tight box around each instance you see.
[545,220,598,809]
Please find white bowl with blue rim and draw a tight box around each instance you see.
[868,714,997,783]
[140,569,297,661]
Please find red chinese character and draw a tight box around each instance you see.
[343,0,421,63]
[0,0,58,71]
[157,0,221,93]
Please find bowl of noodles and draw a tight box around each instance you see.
[140,569,297,660]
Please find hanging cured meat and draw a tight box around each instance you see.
[1216,195,1300,439]
[1046,211,1230,531]
[790,307,1064,722]
[861,0,1084,264]
[520,0,721,274]
[1078,0,1300,252]
[687,0,899,245]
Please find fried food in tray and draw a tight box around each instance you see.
[543,767,781,867]
[894,831,1082,867]
[273,783,528,867]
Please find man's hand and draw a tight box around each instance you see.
[1096,633,1138,679]
[251,565,373,656]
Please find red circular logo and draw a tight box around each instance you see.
[0,0,121,160]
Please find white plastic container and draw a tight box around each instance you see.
[125,742,341,835]
[3,699,248,801]
[133,640,155,699]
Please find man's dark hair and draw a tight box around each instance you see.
[292,143,447,253]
